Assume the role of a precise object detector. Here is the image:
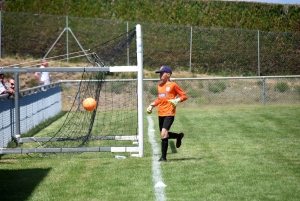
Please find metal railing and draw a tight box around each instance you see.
[0,84,62,148]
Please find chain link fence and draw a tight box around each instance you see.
[144,77,300,108]
[1,76,299,148]
[59,77,300,112]
[1,12,300,75]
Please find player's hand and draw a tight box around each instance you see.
[146,105,153,114]
[168,98,181,107]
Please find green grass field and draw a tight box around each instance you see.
[0,106,299,201]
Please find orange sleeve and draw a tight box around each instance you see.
[174,83,187,102]
[153,98,161,106]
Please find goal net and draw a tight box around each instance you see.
[3,24,144,157]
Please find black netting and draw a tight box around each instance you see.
[36,28,138,149]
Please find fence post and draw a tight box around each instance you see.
[189,26,193,72]
[66,16,69,63]
[262,77,266,106]
[127,21,129,66]
[257,30,260,76]
[14,65,21,141]
[0,11,2,58]
[77,81,81,110]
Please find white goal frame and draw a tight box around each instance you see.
[0,24,144,157]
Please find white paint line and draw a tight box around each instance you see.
[147,116,166,201]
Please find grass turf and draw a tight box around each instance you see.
[0,106,299,201]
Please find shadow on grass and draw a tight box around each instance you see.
[169,141,178,153]
[170,157,203,161]
[169,141,202,161]
[0,168,51,201]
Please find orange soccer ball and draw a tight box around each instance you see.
[82,98,97,111]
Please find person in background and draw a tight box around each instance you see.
[6,78,22,98]
[34,59,50,86]
[7,78,15,90]
[0,73,14,97]
[146,65,188,162]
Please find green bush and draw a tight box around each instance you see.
[256,80,263,86]
[296,86,300,95]
[106,81,124,94]
[198,82,204,89]
[275,82,289,92]
[4,0,300,32]
[150,85,157,96]
[208,81,226,93]
[187,89,199,98]
[25,79,39,89]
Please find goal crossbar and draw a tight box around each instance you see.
[1,66,139,73]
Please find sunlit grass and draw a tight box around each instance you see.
[1,106,299,201]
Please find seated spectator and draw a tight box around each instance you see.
[6,78,22,98]
[7,78,15,90]
[0,73,14,97]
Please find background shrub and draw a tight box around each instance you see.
[208,81,227,93]
[187,88,200,98]
[296,86,300,95]
[149,85,157,96]
[275,82,289,92]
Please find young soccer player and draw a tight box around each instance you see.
[147,66,187,162]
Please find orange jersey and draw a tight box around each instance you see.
[153,81,187,116]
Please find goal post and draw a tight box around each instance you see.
[136,24,144,157]
[0,24,144,157]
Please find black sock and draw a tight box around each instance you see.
[168,132,178,139]
[161,138,168,159]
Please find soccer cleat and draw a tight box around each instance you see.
[158,157,167,162]
[176,132,184,148]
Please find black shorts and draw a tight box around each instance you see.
[158,116,175,131]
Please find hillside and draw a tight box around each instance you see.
[2,0,300,32]
[1,1,299,77]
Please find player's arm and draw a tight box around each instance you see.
[2,88,14,95]
[176,84,187,102]
[146,99,161,114]
[168,84,187,107]
[34,72,43,83]
[34,72,39,79]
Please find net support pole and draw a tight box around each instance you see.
[0,11,2,58]
[136,24,144,157]
[14,65,21,143]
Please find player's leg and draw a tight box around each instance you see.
[158,117,167,161]
[158,116,174,162]
[168,131,184,148]
[167,116,184,148]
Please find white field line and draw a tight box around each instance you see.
[147,116,166,201]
